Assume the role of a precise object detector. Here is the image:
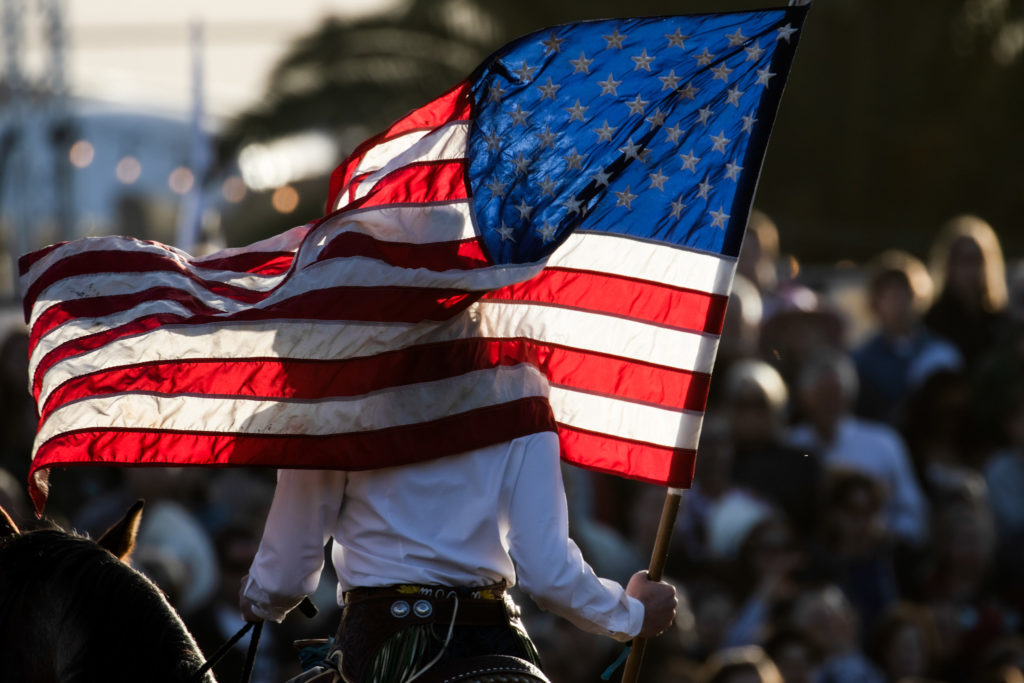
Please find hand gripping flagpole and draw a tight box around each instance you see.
[619,486,684,683]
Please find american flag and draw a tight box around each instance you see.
[21,7,807,513]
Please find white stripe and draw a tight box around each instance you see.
[23,236,189,293]
[335,121,470,209]
[26,249,290,333]
[22,232,305,296]
[191,223,311,265]
[31,199,486,336]
[311,199,478,248]
[342,128,434,193]
[476,300,721,373]
[29,255,546,382]
[36,363,547,447]
[36,299,713,410]
[549,385,703,450]
[549,232,736,296]
[30,298,195,381]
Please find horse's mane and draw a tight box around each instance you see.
[0,525,214,682]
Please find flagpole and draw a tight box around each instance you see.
[619,487,683,683]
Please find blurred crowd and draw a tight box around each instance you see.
[1,210,1023,683]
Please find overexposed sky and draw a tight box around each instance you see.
[19,0,403,120]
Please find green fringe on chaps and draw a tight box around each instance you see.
[364,623,432,683]
[362,621,540,683]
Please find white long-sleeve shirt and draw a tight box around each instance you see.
[243,431,644,641]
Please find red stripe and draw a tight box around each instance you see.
[485,268,728,334]
[28,395,554,514]
[29,287,225,358]
[316,233,489,271]
[192,251,295,276]
[31,288,483,400]
[19,242,65,276]
[558,425,697,489]
[40,338,710,423]
[23,251,274,318]
[347,160,468,210]
[327,81,472,211]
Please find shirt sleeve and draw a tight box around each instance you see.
[243,468,347,622]
[502,433,644,641]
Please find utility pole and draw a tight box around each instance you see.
[43,0,75,243]
[1,0,28,297]
[175,20,210,254]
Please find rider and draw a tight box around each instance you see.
[238,431,677,681]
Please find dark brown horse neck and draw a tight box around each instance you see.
[0,515,216,683]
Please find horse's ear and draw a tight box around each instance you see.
[97,499,144,562]
[0,505,20,538]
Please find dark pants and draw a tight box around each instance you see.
[333,586,540,683]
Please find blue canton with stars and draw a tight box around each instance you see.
[466,7,807,265]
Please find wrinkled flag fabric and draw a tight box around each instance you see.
[21,6,807,512]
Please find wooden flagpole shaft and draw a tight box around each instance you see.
[619,487,683,683]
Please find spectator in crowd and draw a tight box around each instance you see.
[660,416,770,576]
[763,628,821,683]
[722,359,822,534]
[738,210,783,315]
[901,369,986,494]
[687,578,741,663]
[787,584,885,683]
[925,215,1010,369]
[984,390,1024,543]
[698,645,784,683]
[739,209,818,324]
[810,470,899,641]
[852,249,961,424]
[723,514,804,649]
[787,349,929,547]
[922,495,1013,681]
[868,602,941,682]
[976,638,1024,683]
[711,274,765,398]
[972,289,1024,455]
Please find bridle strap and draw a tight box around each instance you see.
[190,620,260,683]
[191,597,315,682]
[241,622,263,683]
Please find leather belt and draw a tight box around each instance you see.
[343,583,517,626]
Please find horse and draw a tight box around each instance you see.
[0,501,217,683]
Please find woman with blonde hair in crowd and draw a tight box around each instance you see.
[924,215,1010,368]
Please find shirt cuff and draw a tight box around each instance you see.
[242,574,304,623]
[620,595,646,642]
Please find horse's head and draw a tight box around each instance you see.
[96,498,144,562]
[0,498,143,562]
[0,499,216,683]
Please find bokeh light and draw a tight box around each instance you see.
[69,140,95,168]
[271,185,300,214]
[221,176,247,204]
[115,156,142,184]
[168,166,195,195]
